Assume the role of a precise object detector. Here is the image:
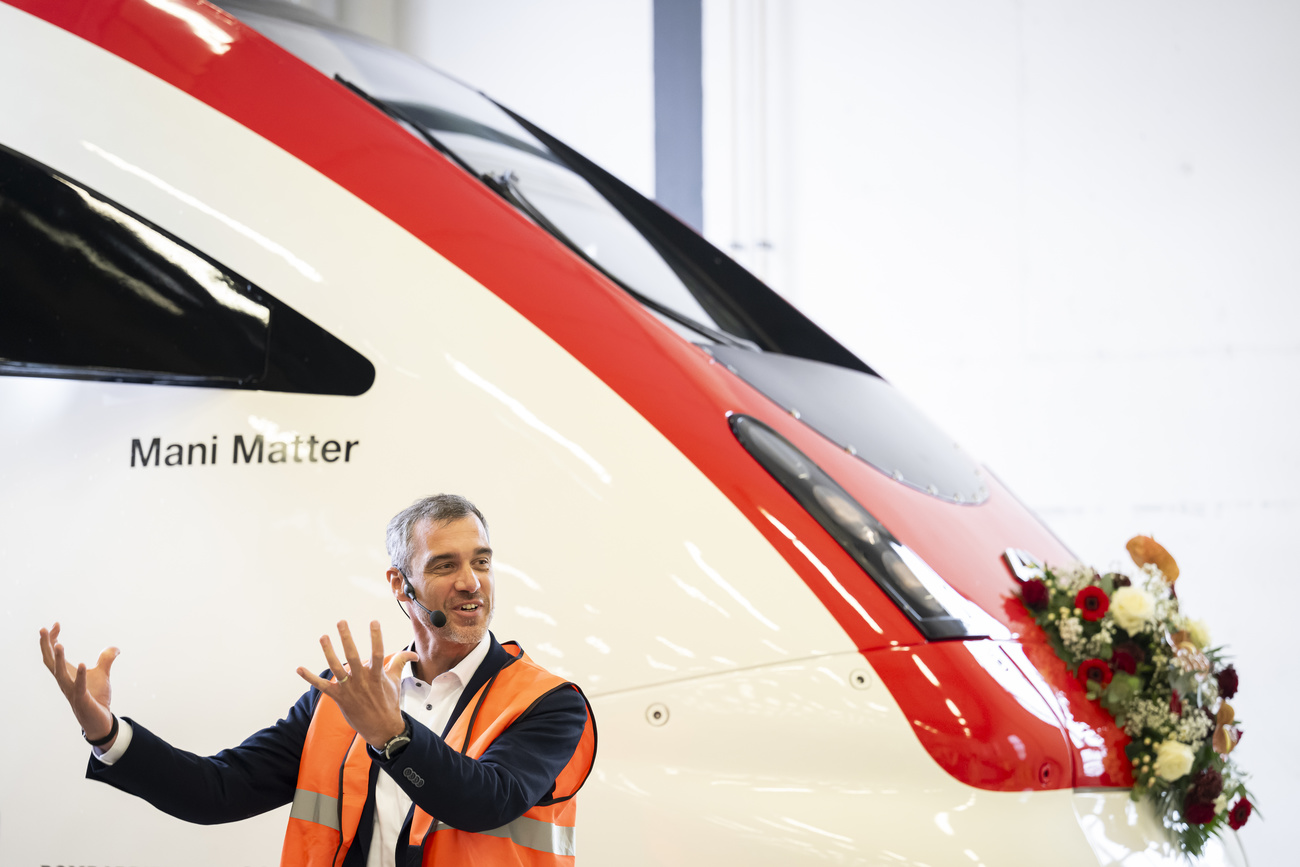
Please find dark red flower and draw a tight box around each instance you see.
[1217,665,1239,699]
[1077,658,1113,688]
[1168,690,1184,716]
[1186,767,1223,805]
[1184,802,1216,825]
[1111,650,1137,675]
[1228,798,1252,830]
[1114,641,1146,666]
[1075,585,1110,621]
[1022,578,1049,611]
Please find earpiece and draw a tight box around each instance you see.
[398,567,447,628]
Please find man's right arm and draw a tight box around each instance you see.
[86,686,317,824]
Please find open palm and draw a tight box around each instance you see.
[39,622,119,740]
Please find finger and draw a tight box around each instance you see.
[39,627,57,673]
[318,635,347,681]
[370,621,384,671]
[73,662,88,698]
[50,622,61,643]
[337,620,364,672]
[97,646,121,677]
[52,642,75,690]
[297,666,333,692]
[384,650,418,682]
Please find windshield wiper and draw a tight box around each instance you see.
[334,75,481,178]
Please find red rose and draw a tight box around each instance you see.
[1075,585,1110,621]
[1077,658,1113,688]
[1217,664,1239,699]
[1184,802,1216,825]
[1111,650,1137,675]
[1170,690,1183,716]
[1228,798,1252,830]
[1022,578,1049,611]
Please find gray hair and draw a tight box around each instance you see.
[386,494,488,574]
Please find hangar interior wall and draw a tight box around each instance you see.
[261,1,1298,862]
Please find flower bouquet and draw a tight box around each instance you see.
[1015,536,1253,856]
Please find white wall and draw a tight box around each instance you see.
[705,2,1296,862]
[297,0,1297,861]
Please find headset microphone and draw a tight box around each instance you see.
[398,567,448,628]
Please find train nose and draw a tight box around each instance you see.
[583,649,1247,866]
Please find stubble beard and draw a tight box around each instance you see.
[435,605,493,646]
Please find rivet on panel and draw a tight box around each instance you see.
[646,703,670,726]
[849,669,872,690]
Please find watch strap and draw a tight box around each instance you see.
[84,713,119,747]
[380,718,413,761]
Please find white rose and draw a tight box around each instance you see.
[1153,740,1196,782]
[1110,586,1156,633]
[1186,618,1212,649]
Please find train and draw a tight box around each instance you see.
[0,1,1246,864]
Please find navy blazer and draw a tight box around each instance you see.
[88,634,588,865]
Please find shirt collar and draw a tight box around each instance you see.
[403,631,492,686]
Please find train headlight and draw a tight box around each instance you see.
[731,414,1004,641]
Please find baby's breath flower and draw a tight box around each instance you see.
[1175,709,1214,743]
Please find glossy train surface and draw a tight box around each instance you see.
[0,2,1246,865]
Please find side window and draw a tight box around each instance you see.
[0,144,374,395]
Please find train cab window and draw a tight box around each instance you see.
[0,144,373,395]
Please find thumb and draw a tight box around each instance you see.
[97,646,122,676]
[385,650,418,681]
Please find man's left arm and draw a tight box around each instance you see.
[380,685,588,832]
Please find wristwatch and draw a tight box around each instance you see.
[378,719,413,761]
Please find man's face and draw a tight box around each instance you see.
[403,514,494,646]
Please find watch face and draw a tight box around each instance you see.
[385,735,412,760]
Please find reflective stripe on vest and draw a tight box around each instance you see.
[289,788,341,831]
[429,815,577,857]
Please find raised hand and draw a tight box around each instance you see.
[39,622,120,745]
[297,620,417,749]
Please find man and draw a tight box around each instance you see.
[39,494,596,866]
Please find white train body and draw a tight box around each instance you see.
[0,2,1246,865]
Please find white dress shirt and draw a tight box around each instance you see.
[367,634,490,867]
[94,633,493,867]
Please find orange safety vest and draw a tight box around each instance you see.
[281,643,597,866]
